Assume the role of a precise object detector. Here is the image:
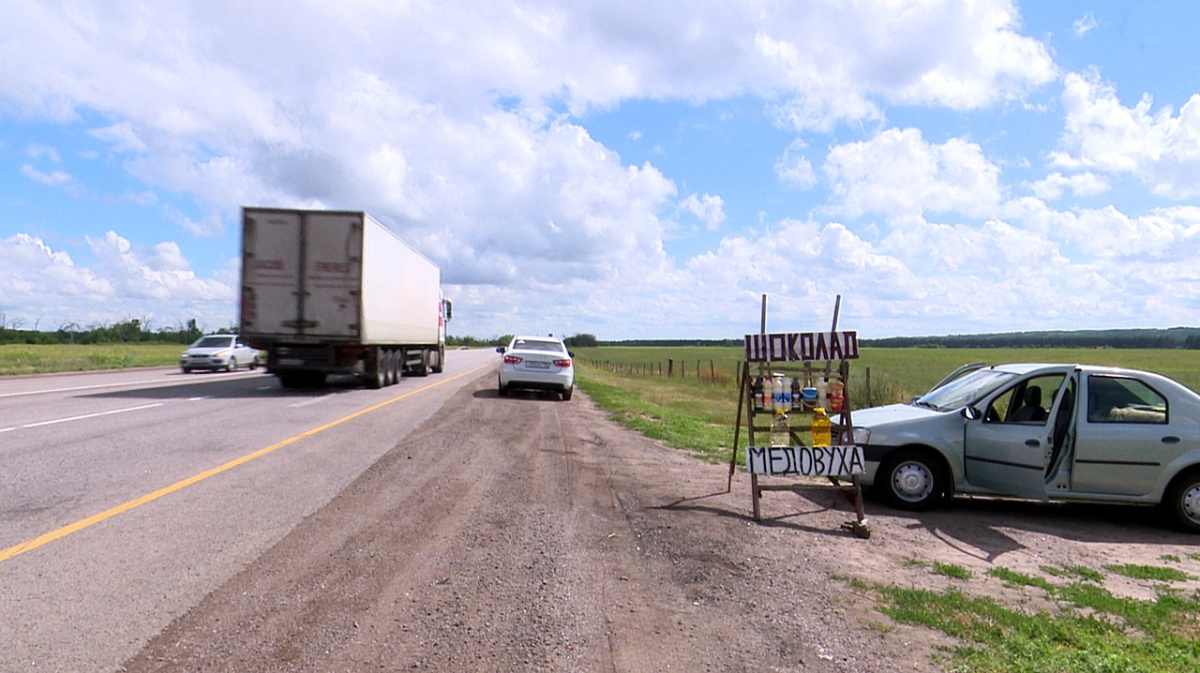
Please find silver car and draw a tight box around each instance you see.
[180,334,261,373]
[846,363,1200,532]
[496,336,575,400]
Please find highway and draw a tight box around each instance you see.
[0,348,497,672]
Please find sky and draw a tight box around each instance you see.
[2,1,1199,341]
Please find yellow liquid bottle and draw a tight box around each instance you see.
[811,407,831,447]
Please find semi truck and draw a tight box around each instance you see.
[239,207,451,389]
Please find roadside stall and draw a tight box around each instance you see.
[727,296,870,538]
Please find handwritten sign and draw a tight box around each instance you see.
[744,331,859,363]
[747,445,865,477]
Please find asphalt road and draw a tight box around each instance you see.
[0,348,498,673]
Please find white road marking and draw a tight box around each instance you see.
[0,403,164,433]
[0,371,261,399]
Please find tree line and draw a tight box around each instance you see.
[0,318,219,346]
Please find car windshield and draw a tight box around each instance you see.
[194,336,234,348]
[511,339,564,353]
[915,368,1017,411]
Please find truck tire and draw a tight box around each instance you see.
[431,346,445,374]
[414,349,430,377]
[368,349,386,389]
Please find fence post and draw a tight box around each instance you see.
[668,359,674,377]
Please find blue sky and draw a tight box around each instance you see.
[2,1,1198,340]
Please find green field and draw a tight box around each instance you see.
[572,346,1200,464]
[0,343,182,376]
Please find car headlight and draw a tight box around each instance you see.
[851,427,871,445]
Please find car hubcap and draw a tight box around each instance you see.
[1182,484,1200,524]
[893,463,933,502]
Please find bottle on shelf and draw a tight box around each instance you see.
[753,377,764,411]
[817,377,828,410]
[811,407,831,447]
[790,377,802,411]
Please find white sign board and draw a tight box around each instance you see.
[744,331,859,363]
[747,445,865,477]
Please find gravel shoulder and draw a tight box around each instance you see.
[119,371,1200,672]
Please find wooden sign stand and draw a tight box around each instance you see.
[726,295,871,539]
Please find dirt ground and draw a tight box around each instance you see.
[120,372,1200,672]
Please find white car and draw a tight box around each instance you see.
[845,362,1200,532]
[496,336,575,400]
[180,334,260,373]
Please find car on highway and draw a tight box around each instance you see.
[496,335,575,400]
[843,363,1200,532]
[180,334,261,373]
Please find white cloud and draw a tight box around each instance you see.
[775,139,818,189]
[1074,12,1098,37]
[20,164,73,185]
[678,193,726,230]
[824,128,1003,220]
[1052,71,1200,198]
[1027,171,1110,200]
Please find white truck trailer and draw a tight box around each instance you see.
[239,207,451,388]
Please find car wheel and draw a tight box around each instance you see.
[498,380,509,397]
[1165,471,1200,533]
[249,357,259,371]
[227,357,237,372]
[182,367,192,374]
[561,386,573,401]
[877,448,948,511]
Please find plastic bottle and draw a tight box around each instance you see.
[791,377,802,411]
[752,377,764,411]
[811,407,831,447]
[771,407,789,446]
[817,377,828,410]
[772,376,785,410]
[828,379,845,413]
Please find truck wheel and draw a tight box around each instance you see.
[431,346,445,374]
[369,351,386,389]
[388,350,401,386]
[1165,470,1200,533]
[414,350,430,377]
[876,448,948,511]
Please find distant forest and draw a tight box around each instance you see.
[2,323,1199,350]
[588,328,1200,350]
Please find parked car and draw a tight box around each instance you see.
[496,336,574,400]
[843,363,1200,532]
[180,334,261,373]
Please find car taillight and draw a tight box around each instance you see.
[554,358,572,368]
[504,355,523,364]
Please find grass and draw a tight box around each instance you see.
[570,345,1200,672]
[862,561,1200,673]
[573,345,1200,467]
[0,343,182,376]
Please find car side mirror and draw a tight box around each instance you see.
[496,346,505,353]
[961,406,981,421]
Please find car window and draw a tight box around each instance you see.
[195,336,232,348]
[1086,376,1167,424]
[511,339,564,353]
[917,369,1016,411]
[985,374,1065,425]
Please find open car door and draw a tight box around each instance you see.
[962,370,1072,501]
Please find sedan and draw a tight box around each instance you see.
[496,336,574,400]
[844,363,1200,532]
[180,334,261,373]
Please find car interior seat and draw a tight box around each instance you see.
[1011,386,1047,422]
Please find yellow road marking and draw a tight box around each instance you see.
[0,362,492,564]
